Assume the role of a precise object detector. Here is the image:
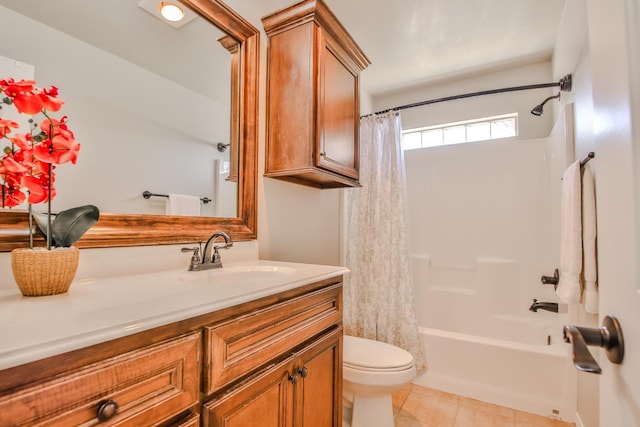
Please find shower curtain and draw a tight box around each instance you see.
[345,111,424,369]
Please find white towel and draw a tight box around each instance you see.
[166,194,201,216]
[582,164,598,313]
[556,161,582,303]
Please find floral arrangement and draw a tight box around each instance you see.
[0,78,96,249]
[0,78,78,207]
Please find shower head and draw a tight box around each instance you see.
[531,93,561,116]
[530,74,571,116]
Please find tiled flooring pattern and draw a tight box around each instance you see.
[392,384,576,427]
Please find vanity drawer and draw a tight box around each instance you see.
[204,283,342,394]
[0,332,201,426]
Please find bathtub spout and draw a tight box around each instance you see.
[529,299,559,313]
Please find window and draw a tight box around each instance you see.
[402,113,517,150]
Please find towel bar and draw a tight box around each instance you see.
[580,152,595,167]
[142,191,211,204]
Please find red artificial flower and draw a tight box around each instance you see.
[1,155,28,173]
[22,174,56,204]
[0,78,34,92]
[2,79,44,115]
[51,133,80,164]
[0,118,19,137]
[0,184,26,207]
[10,132,31,151]
[34,118,80,165]
[10,147,36,170]
[40,86,64,112]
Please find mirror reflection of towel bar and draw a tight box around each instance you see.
[142,191,211,204]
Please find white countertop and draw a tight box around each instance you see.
[0,260,348,370]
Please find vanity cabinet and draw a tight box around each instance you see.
[201,282,343,426]
[262,0,370,189]
[0,276,343,427]
[203,328,342,426]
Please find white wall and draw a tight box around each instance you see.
[405,138,558,326]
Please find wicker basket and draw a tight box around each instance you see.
[11,247,80,297]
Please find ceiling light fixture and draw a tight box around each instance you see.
[158,2,184,22]
[138,0,197,28]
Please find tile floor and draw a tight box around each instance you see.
[392,384,576,427]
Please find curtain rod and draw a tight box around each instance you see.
[361,74,572,118]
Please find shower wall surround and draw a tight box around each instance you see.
[402,113,577,419]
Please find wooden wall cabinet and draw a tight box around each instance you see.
[262,0,370,189]
[0,278,343,427]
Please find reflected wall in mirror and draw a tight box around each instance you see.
[0,0,259,250]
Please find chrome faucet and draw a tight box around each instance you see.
[528,299,559,313]
[181,231,233,271]
[203,231,233,267]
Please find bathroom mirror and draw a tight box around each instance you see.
[0,0,259,251]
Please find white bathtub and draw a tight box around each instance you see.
[410,255,577,422]
[413,322,576,422]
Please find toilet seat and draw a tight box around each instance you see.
[343,335,414,372]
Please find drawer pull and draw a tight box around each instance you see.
[97,399,119,422]
[288,373,299,384]
[298,366,308,378]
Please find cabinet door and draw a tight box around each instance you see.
[294,328,343,427]
[202,357,295,427]
[317,31,360,180]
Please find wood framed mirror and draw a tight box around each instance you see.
[0,0,258,251]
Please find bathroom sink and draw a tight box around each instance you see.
[180,264,297,287]
[223,265,297,275]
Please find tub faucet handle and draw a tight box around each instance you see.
[562,315,624,374]
[540,268,559,289]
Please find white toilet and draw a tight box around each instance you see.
[342,335,417,427]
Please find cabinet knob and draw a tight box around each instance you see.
[96,399,119,422]
[298,366,308,378]
[320,152,326,157]
[288,373,299,384]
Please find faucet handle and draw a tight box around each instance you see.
[212,231,233,250]
[215,241,233,250]
[540,268,559,289]
[181,246,200,255]
[181,247,201,270]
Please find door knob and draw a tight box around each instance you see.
[562,315,624,374]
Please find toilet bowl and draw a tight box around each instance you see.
[342,335,416,427]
